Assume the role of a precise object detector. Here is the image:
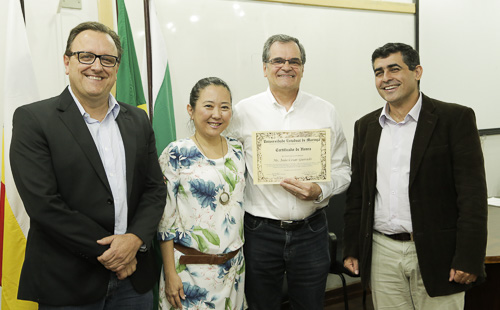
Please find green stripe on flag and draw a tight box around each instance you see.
[116,0,146,109]
[152,63,176,156]
[146,1,177,308]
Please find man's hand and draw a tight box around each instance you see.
[344,257,359,275]
[97,233,143,272]
[449,268,477,284]
[280,178,322,201]
[116,258,137,280]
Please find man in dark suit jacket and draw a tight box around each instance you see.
[10,22,166,308]
[343,43,487,309]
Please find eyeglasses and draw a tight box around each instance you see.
[266,57,303,68]
[68,51,119,67]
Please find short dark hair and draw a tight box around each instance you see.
[371,42,420,70]
[189,77,232,109]
[262,34,306,64]
[65,21,122,61]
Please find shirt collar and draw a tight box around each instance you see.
[378,92,422,127]
[265,87,302,109]
[68,85,121,121]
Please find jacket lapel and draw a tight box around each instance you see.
[56,87,111,193]
[365,114,382,200]
[409,94,438,187]
[115,103,136,202]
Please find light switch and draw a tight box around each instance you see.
[61,0,82,9]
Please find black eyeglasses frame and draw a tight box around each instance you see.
[68,51,120,68]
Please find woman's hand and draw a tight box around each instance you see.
[164,270,185,309]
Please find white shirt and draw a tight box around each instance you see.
[69,86,128,235]
[374,93,422,234]
[232,88,351,220]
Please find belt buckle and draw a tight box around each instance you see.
[280,220,294,229]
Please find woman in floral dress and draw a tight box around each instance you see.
[158,77,245,310]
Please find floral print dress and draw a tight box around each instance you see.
[158,137,246,310]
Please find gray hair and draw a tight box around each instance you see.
[262,34,306,64]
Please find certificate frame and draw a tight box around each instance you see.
[252,129,331,184]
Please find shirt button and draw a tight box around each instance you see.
[107,199,113,205]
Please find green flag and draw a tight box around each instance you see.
[145,1,177,309]
[148,0,176,156]
[152,64,176,156]
[116,0,147,112]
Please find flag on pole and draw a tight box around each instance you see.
[148,0,176,156]
[144,1,177,309]
[1,0,39,309]
[116,0,147,112]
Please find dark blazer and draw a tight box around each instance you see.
[343,94,487,297]
[10,87,167,306]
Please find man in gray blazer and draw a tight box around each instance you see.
[10,22,166,309]
[343,43,487,309]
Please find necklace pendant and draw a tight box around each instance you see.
[219,191,230,205]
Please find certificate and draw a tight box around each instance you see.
[252,129,331,184]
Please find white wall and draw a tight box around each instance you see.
[419,0,500,196]
[419,0,500,131]
[24,0,99,100]
[481,135,500,197]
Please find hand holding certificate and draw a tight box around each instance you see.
[252,129,331,184]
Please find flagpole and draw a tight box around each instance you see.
[20,0,25,22]
[144,0,153,123]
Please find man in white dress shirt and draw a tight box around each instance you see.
[232,34,351,310]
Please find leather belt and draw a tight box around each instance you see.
[382,232,414,242]
[251,209,323,231]
[174,243,239,265]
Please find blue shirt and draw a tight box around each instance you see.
[374,92,423,234]
[69,86,128,235]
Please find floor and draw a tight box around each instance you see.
[281,290,374,310]
[324,293,374,310]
